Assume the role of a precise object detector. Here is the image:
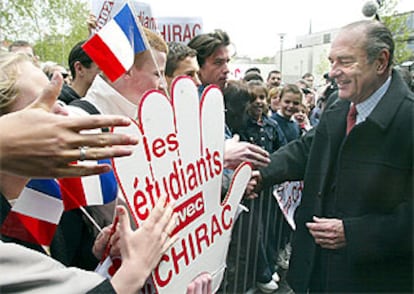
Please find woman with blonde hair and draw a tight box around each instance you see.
[267,86,281,117]
[0,51,177,293]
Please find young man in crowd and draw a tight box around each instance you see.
[58,40,101,104]
[165,41,201,91]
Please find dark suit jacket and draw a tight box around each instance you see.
[0,194,99,270]
[260,70,413,293]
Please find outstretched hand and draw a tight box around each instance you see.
[244,170,262,199]
[224,134,270,170]
[110,197,177,293]
[0,72,138,178]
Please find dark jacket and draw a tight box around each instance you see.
[58,83,81,105]
[271,112,301,142]
[260,70,413,293]
[238,115,287,153]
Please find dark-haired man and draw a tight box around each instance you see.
[266,70,282,88]
[165,41,201,91]
[58,40,100,104]
[188,29,231,93]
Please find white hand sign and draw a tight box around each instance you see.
[112,77,252,293]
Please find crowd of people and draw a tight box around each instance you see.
[0,11,412,294]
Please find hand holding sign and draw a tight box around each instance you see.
[112,77,252,293]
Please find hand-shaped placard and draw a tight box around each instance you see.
[112,77,252,293]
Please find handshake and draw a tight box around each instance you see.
[224,134,268,198]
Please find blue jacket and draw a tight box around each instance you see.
[238,115,287,153]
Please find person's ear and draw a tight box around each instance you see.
[74,61,83,76]
[124,67,134,80]
[376,49,390,73]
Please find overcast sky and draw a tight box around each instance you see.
[148,0,414,58]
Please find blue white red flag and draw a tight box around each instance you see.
[82,2,147,82]
[0,179,64,246]
[59,159,118,211]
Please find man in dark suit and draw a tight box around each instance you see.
[251,20,413,293]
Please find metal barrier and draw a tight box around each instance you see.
[219,186,289,293]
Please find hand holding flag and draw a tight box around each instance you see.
[82,2,147,82]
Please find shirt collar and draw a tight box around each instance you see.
[276,110,294,121]
[355,76,391,124]
[85,75,138,118]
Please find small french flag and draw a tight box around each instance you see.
[82,2,147,82]
[1,179,64,246]
[59,159,118,211]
